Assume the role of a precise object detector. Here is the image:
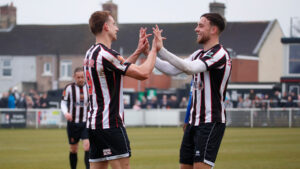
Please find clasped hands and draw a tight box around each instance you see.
[135,25,166,56]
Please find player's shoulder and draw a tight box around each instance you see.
[83,83,88,88]
[64,82,75,90]
[208,44,229,58]
[190,49,202,59]
[192,49,202,55]
[99,43,120,58]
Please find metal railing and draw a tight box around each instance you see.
[0,108,300,128]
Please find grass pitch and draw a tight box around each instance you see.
[0,127,299,169]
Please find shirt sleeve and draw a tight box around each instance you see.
[61,85,70,101]
[61,85,70,114]
[200,49,227,71]
[155,57,183,75]
[101,49,131,75]
[61,100,68,115]
[158,47,207,75]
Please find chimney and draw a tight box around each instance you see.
[0,3,16,29]
[102,0,118,23]
[209,1,225,17]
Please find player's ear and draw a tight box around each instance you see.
[103,22,109,32]
[211,26,219,35]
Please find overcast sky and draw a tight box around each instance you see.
[0,0,299,36]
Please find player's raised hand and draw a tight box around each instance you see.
[136,27,151,55]
[152,25,166,51]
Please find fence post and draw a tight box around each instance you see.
[142,110,146,127]
[289,108,292,128]
[250,109,254,128]
[35,110,38,129]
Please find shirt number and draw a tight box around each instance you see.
[85,71,93,95]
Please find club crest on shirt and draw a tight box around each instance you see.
[62,90,66,97]
[103,148,112,156]
[117,55,125,65]
[205,52,214,58]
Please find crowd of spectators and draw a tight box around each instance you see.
[0,88,50,109]
[130,94,189,110]
[227,90,300,109]
[130,90,300,110]
[1,87,299,110]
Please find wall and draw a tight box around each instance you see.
[258,21,284,82]
[0,55,36,93]
[36,54,85,92]
[230,57,258,82]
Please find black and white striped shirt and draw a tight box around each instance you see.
[83,43,131,130]
[189,44,232,125]
[61,83,89,123]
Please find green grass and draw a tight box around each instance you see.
[0,128,300,169]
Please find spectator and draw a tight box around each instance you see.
[26,95,34,109]
[249,89,256,101]
[285,95,296,108]
[132,100,141,110]
[140,96,148,109]
[160,94,168,109]
[12,87,20,101]
[16,92,27,109]
[242,97,252,108]
[40,92,50,108]
[179,96,188,108]
[254,96,262,108]
[147,96,158,109]
[261,94,270,110]
[168,95,178,108]
[124,99,131,109]
[237,96,244,108]
[33,93,41,108]
[224,98,233,108]
[0,92,9,108]
[271,91,281,107]
[290,92,297,101]
[8,89,16,109]
[282,92,288,101]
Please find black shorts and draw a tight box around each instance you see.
[89,127,131,162]
[67,121,89,145]
[180,123,225,167]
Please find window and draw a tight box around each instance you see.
[2,59,12,77]
[289,44,300,74]
[60,60,72,80]
[43,62,52,76]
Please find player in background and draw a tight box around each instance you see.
[183,80,193,131]
[61,67,90,169]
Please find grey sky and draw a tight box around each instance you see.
[0,0,299,36]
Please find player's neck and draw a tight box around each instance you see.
[95,34,112,48]
[203,37,219,51]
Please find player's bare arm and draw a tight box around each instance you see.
[125,25,162,80]
[125,27,151,64]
